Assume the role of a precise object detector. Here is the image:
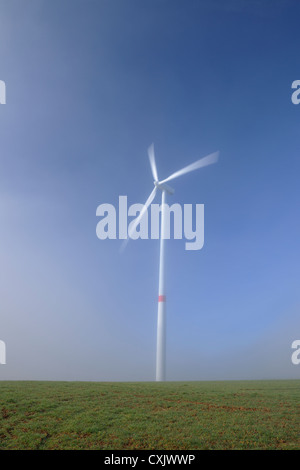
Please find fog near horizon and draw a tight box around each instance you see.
[0,0,300,382]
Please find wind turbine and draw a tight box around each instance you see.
[125,144,219,381]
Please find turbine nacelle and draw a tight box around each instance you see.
[154,181,175,195]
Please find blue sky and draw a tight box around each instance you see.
[0,0,299,381]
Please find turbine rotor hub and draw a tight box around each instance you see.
[154,181,175,195]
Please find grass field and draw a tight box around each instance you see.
[0,380,299,450]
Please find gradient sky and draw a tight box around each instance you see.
[0,0,300,381]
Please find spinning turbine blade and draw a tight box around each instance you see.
[148,143,159,182]
[121,187,157,251]
[160,151,219,184]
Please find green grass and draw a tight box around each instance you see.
[0,380,299,450]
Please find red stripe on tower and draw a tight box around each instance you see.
[158,295,166,302]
